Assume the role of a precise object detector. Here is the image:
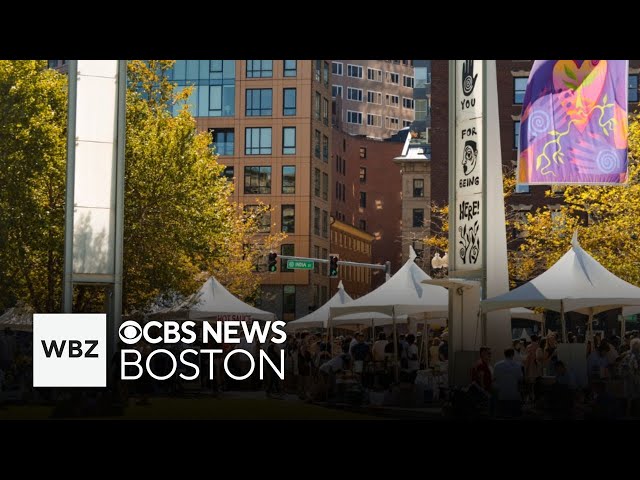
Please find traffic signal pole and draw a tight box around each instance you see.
[275,255,391,278]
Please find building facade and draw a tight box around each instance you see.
[167,60,332,321]
[332,129,404,288]
[330,220,374,299]
[331,60,415,139]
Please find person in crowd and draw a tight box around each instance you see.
[543,333,560,376]
[620,337,640,416]
[512,340,525,366]
[588,343,610,385]
[493,348,523,417]
[438,333,449,363]
[265,340,283,398]
[471,347,493,394]
[429,338,441,368]
[619,334,632,355]
[405,334,420,383]
[350,332,370,375]
[553,361,578,417]
[372,332,387,363]
[297,342,313,401]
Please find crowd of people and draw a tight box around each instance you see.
[465,330,640,418]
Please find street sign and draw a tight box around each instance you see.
[287,260,314,270]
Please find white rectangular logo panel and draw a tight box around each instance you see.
[33,314,107,387]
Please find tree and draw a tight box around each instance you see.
[511,108,640,286]
[123,60,284,311]
[0,61,67,313]
[0,60,283,314]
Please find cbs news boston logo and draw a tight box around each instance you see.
[33,314,107,387]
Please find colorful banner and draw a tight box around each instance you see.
[517,60,628,185]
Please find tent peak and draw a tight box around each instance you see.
[337,280,344,290]
[571,229,580,248]
[409,245,417,261]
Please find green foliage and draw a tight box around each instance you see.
[0,61,67,312]
[0,60,283,314]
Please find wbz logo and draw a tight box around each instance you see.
[33,314,106,387]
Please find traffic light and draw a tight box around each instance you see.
[329,254,339,278]
[268,252,278,273]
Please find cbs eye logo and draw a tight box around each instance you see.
[119,320,143,345]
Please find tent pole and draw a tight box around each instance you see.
[588,311,593,344]
[392,306,398,383]
[560,301,567,343]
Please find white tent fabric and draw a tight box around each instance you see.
[329,247,449,319]
[285,281,353,330]
[155,277,276,322]
[510,307,543,323]
[285,281,409,330]
[482,231,640,315]
[513,328,531,342]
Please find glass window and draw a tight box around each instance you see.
[514,121,521,150]
[358,219,367,231]
[347,64,363,78]
[332,62,343,76]
[322,172,328,200]
[413,209,424,228]
[244,166,271,194]
[629,74,639,102]
[283,127,296,155]
[282,166,295,194]
[283,88,296,116]
[360,192,367,208]
[209,128,234,156]
[332,85,343,98]
[281,205,295,233]
[323,98,329,125]
[314,168,321,197]
[314,130,321,158]
[245,204,271,233]
[323,61,329,86]
[403,98,414,109]
[284,60,297,77]
[281,244,294,272]
[415,66,428,88]
[322,210,328,238]
[245,127,272,155]
[314,60,321,81]
[322,135,329,161]
[222,166,234,180]
[314,92,321,120]
[413,178,424,197]
[246,60,272,78]
[347,87,363,102]
[283,285,296,314]
[403,75,414,88]
[360,146,367,158]
[347,111,362,124]
[169,60,235,117]
[246,89,272,116]
[314,206,320,235]
[360,167,367,184]
[514,77,528,104]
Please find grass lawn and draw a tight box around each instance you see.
[0,396,381,420]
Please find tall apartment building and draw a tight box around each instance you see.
[430,60,640,267]
[331,60,415,139]
[167,60,332,321]
[332,129,405,288]
[412,60,432,148]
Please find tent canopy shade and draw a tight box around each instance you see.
[151,277,276,322]
[329,247,449,320]
[482,232,640,316]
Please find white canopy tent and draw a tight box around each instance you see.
[153,276,276,322]
[285,281,409,331]
[329,247,449,320]
[510,307,544,323]
[0,302,34,332]
[482,231,640,340]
